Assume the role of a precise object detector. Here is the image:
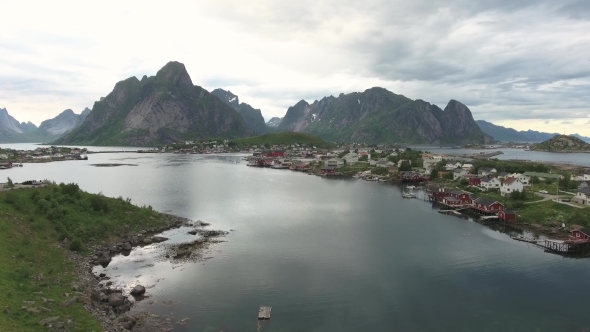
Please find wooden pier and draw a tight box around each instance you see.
[541,239,590,257]
[258,306,272,320]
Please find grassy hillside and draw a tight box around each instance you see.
[0,183,168,331]
[231,132,333,149]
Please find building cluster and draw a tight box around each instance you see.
[428,185,517,221]
[0,146,88,164]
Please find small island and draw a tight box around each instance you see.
[529,135,590,152]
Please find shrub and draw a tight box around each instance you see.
[60,183,80,197]
[89,195,110,212]
[69,238,83,251]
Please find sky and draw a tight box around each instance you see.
[1,0,590,135]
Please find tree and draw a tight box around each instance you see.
[430,169,439,180]
[399,161,411,171]
[460,179,468,186]
[359,155,368,161]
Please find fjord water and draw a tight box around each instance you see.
[6,152,590,331]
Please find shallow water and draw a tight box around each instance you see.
[4,151,590,331]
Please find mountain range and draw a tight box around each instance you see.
[0,108,90,143]
[55,62,252,146]
[4,60,585,146]
[275,87,491,144]
[475,120,590,143]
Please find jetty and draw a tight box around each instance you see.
[258,306,272,320]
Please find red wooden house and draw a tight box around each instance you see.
[468,177,482,186]
[472,197,504,214]
[266,150,285,158]
[498,210,516,221]
[570,228,590,241]
[441,196,463,206]
[449,190,473,204]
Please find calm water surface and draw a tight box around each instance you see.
[3,150,590,331]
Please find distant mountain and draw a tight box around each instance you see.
[0,108,33,134]
[55,61,252,146]
[475,120,590,143]
[276,87,491,144]
[0,108,90,143]
[38,109,86,135]
[210,89,266,134]
[530,135,590,152]
[266,117,282,127]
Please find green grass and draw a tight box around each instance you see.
[0,184,169,331]
[231,132,334,149]
[514,201,590,226]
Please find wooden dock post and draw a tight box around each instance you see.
[258,306,272,320]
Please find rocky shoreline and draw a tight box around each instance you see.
[64,214,227,331]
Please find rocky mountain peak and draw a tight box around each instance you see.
[155,61,193,88]
[211,88,265,134]
[211,89,240,109]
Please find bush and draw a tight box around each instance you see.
[69,238,83,251]
[60,183,80,197]
[89,195,110,212]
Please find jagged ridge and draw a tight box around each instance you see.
[54,62,253,146]
[277,87,491,144]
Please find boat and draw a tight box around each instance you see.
[402,192,417,198]
[406,185,417,190]
[379,178,391,182]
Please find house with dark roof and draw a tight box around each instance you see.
[496,172,509,180]
[472,197,504,214]
[572,187,590,205]
[498,210,516,221]
[478,167,497,177]
[570,228,590,241]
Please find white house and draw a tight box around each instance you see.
[343,152,359,164]
[480,176,501,190]
[584,169,590,181]
[478,167,497,177]
[445,163,459,171]
[0,154,7,160]
[389,151,398,157]
[572,188,590,205]
[453,168,469,180]
[326,158,345,168]
[462,163,474,170]
[432,155,443,162]
[501,177,524,196]
[510,173,530,186]
[376,159,394,168]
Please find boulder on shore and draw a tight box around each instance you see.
[108,293,126,307]
[152,236,169,243]
[130,285,146,296]
[98,252,111,267]
[121,242,132,251]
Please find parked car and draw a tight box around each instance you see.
[539,190,548,194]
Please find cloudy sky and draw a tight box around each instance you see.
[2,0,590,134]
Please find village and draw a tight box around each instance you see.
[0,146,89,169]
[242,143,590,257]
